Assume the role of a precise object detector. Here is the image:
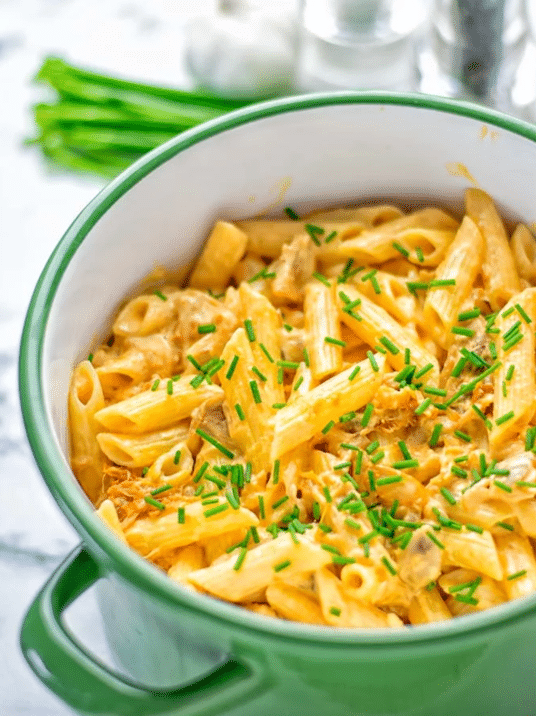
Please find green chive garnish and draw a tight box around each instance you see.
[458,308,481,321]
[249,380,262,404]
[244,319,256,342]
[451,326,475,337]
[198,323,216,334]
[494,479,512,493]
[367,351,379,372]
[465,523,483,534]
[349,365,361,381]
[284,207,299,220]
[361,403,374,427]
[379,336,400,355]
[391,459,418,469]
[426,531,445,550]
[204,503,229,518]
[173,450,181,465]
[144,495,165,510]
[274,559,291,572]
[515,303,532,323]
[381,556,397,575]
[429,423,443,448]
[166,379,173,395]
[196,429,234,459]
[507,570,527,581]
[454,430,471,443]
[226,355,239,380]
[376,475,403,486]
[323,486,332,503]
[233,546,248,571]
[251,366,267,382]
[429,279,456,287]
[321,420,335,434]
[497,521,514,531]
[440,487,457,505]
[154,290,167,301]
[272,495,289,509]
[272,459,280,485]
[259,343,274,363]
[324,336,346,347]
[151,379,160,391]
[392,241,409,258]
[235,403,246,421]
[313,271,331,287]
[495,411,514,426]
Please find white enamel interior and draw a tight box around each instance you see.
[43,100,536,463]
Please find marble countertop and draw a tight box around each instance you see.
[3,1,536,714]
[0,1,209,712]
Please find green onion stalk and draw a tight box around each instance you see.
[27,56,254,178]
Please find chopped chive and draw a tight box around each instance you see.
[173,450,181,465]
[341,442,360,451]
[154,290,167,301]
[493,479,512,493]
[497,521,514,531]
[167,379,173,395]
[429,424,443,448]
[272,495,289,509]
[321,544,340,555]
[251,366,267,382]
[277,360,300,370]
[394,364,414,383]
[366,440,380,455]
[187,354,202,371]
[204,503,228,519]
[361,269,378,282]
[471,404,492,430]
[370,450,385,464]
[225,355,239,380]
[415,246,425,262]
[451,326,475,337]
[258,495,265,519]
[406,281,429,295]
[318,522,333,533]
[193,461,209,483]
[504,321,522,340]
[234,403,246,421]
[226,491,240,510]
[506,365,515,381]
[391,459,418,469]
[332,555,357,565]
[392,241,409,258]
[414,363,434,379]
[277,366,284,384]
[370,276,381,294]
[272,402,286,409]
[361,403,374,427]
[190,373,205,389]
[413,398,432,417]
[515,303,532,323]
[303,347,310,367]
[379,336,400,355]
[248,267,269,283]
[343,298,362,313]
[517,481,536,488]
[451,465,468,479]
[313,271,331,287]
[501,306,515,318]
[284,207,300,220]
[335,459,353,469]
[507,570,527,581]
[244,319,256,342]
[313,501,321,520]
[198,323,216,334]
[381,556,397,575]
[249,380,262,404]
[495,411,514,426]
[465,523,484,534]
[323,486,332,503]
[196,429,234,459]
[177,507,185,524]
[455,594,478,605]
[454,455,468,463]
[245,463,252,483]
[451,356,467,378]
[366,351,379,372]
[404,348,411,365]
[423,386,447,397]
[368,470,376,491]
[458,308,481,321]
[150,379,160,391]
[258,343,275,363]
[448,577,481,593]
[283,323,293,332]
[503,333,524,353]
[325,230,337,243]
[454,430,472,443]
[272,459,280,485]
[349,365,361,381]
[321,420,335,434]
[339,411,356,423]
[324,336,346,347]
[344,518,362,530]
[150,483,172,496]
[440,487,457,505]
[144,495,165,510]
[233,546,248,571]
[426,531,445,550]
[305,223,324,246]
[205,474,226,489]
[429,279,456,288]
[376,475,403,486]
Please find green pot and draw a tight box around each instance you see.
[19,92,536,716]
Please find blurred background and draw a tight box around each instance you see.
[3,0,536,713]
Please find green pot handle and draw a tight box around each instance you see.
[20,544,264,716]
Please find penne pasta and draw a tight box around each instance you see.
[70,194,536,628]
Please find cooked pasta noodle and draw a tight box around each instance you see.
[69,189,536,628]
